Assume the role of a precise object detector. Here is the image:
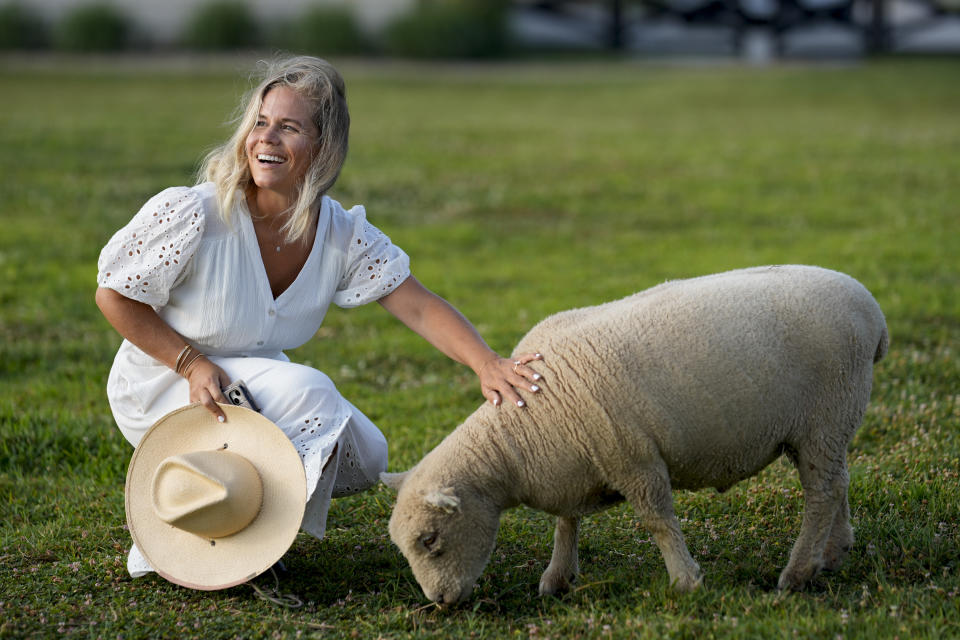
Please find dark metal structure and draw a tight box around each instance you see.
[516,0,960,55]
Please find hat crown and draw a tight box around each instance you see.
[152,449,263,539]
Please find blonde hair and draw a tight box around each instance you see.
[198,56,350,243]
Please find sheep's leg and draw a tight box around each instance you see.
[539,516,580,596]
[621,463,703,592]
[778,447,849,590]
[822,486,854,572]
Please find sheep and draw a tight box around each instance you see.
[382,265,888,605]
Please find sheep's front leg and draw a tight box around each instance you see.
[539,516,580,596]
[622,463,703,592]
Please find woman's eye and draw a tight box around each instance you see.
[282,124,299,133]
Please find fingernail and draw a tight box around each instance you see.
[533,373,542,381]
[493,397,501,406]
[517,400,525,407]
[535,353,542,358]
[531,385,540,392]
[218,416,225,423]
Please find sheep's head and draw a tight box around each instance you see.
[382,469,500,605]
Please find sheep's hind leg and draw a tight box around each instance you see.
[621,462,703,592]
[539,516,580,596]
[822,488,854,572]
[778,446,849,590]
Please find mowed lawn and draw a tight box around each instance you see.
[1,56,958,638]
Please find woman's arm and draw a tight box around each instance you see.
[378,276,542,408]
[95,287,230,421]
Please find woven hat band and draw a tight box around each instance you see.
[152,449,264,539]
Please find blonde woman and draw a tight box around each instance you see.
[95,56,542,578]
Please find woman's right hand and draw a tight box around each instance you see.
[185,357,231,422]
[95,288,232,422]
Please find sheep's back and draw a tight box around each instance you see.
[513,265,887,490]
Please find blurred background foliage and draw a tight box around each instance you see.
[53,3,129,52]
[181,1,260,51]
[1,0,957,57]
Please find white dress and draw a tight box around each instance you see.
[97,182,410,576]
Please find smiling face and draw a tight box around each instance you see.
[244,85,319,200]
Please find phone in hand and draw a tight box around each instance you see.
[222,380,260,413]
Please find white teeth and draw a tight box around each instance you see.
[257,154,286,163]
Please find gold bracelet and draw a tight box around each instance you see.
[176,346,200,376]
[174,344,192,373]
[180,351,206,378]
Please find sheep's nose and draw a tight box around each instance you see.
[433,590,459,605]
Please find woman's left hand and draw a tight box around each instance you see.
[477,352,543,408]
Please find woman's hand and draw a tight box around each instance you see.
[184,357,231,422]
[477,352,543,408]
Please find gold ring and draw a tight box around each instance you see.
[513,360,521,373]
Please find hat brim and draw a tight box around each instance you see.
[125,404,306,590]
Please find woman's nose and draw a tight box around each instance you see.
[259,125,280,144]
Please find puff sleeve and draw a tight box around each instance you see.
[96,186,206,308]
[333,206,410,308]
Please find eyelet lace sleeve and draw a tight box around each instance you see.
[333,206,410,308]
[97,186,206,308]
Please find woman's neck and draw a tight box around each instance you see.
[247,186,295,222]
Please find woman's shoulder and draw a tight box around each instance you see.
[142,182,236,234]
[134,184,205,224]
[153,182,219,211]
[323,196,363,242]
[324,195,364,222]
[325,195,381,237]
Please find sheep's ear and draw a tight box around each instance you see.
[380,471,410,491]
[424,487,460,514]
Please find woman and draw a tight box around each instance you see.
[96,56,542,577]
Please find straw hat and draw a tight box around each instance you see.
[125,404,306,590]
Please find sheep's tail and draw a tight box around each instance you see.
[874,323,889,363]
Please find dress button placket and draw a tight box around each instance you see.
[259,306,276,348]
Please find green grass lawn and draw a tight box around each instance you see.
[1,56,958,638]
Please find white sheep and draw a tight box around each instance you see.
[382,265,888,604]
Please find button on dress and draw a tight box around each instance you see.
[97,182,410,576]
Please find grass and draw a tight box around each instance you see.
[1,55,958,638]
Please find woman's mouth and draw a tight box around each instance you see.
[257,153,287,165]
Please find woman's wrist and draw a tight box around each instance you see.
[475,354,501,377]
[173,344,191,373]
[174,345,206,377]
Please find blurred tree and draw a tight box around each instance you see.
[53,3,129,52]
[183,1,258,50]
[385,0,510,58]
[277,5,370,56]
[0,2,47,49]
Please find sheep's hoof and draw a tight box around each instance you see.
[538,570,576,596]
[777,563,821,591]
[670,571,704,593]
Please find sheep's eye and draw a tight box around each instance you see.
[420,533,437,550]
